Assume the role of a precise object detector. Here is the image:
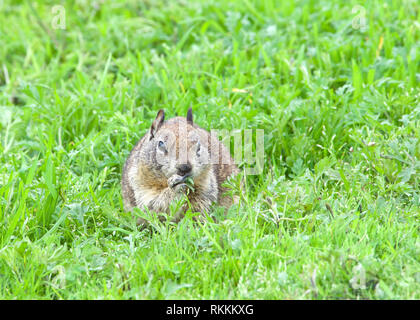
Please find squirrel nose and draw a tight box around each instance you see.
[176,163,192,176]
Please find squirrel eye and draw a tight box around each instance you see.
[196,142,201,156]
[158,140,166,151]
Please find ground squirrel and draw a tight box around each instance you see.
[121,108,239,226]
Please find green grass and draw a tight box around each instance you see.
[0,0,419,299]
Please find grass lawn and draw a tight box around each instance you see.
[0,0,419,299]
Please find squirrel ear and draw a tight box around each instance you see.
[150,109,165,140]
[186,107,193,124]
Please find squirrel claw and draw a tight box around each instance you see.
[168,175,188,194]
[173,182,188,194]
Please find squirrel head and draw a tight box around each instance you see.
[142,108,211,185]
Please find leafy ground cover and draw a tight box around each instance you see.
[0,0,419,299]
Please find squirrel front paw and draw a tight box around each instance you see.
[173,183,188,194]
[168,175,187,194]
